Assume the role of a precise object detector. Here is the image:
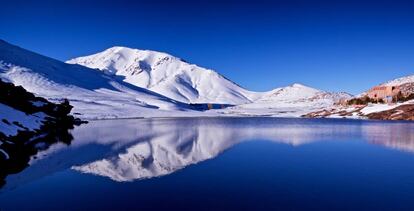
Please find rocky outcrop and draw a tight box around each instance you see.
[303,103,414,121]
[302,106,365,118]
[0,79,85,187]
[366,104,414,121]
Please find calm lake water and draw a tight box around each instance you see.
[1,117,414,210]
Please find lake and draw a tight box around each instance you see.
[1,117,414,210]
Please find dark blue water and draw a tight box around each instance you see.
[1,117,414,210]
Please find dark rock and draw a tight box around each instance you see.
[0,79,86,188]
[367,104,414,121]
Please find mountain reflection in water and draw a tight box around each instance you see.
[2,117,414,190]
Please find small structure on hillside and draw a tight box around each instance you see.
[366,85,400,101]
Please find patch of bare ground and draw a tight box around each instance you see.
[302,106,365,118]
[367,104,414,120]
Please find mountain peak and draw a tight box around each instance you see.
[101,46,176,59]
[67,45,255,104]
[284,83,321,93]
[289,83,309,88]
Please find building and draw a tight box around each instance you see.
[366,85,400,100]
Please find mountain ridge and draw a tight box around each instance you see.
[67,46,351,106]
[1,39,354,118]
[0,40,201,119]
[67,46,260,104]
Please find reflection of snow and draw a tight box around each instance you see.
[72,118,361,182]
[362,122,414,153]
[4,118,414,189]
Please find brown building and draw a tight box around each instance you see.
[366,85,400,100]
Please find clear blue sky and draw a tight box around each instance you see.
[1,0,413,94]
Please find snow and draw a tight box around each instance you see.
[0,103,46,136]
[0,149,9,160]
[0,40,352,119]
[360,104,400,115]
[67,46,261,104]
[381,75,414,86]
[0,40,207,120]
[3,118,363,189]
[217,83,352,117]
[2,116,413,191]
[68,118,357,182]
[30,101,47,107]
[360,100,414,115]
[66,46,352,117]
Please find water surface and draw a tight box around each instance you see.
[1,117,414,210]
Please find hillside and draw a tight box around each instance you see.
[67,46,352,116]
[0,40,201,119]
[0,79,80,187]
[67,46,261,104]
[0,40,356,118]
[303,74,414,120]
[220,83,352,117]
[381,75,414,86]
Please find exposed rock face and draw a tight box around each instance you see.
[399,82,414,98]
[0,80,73,120]
[303,103,414,121]
[0,79,84,187]
[366,104,414,121]
[302,106,365,118]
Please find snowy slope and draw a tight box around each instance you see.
[67,46,261,104]
[0,103,51,161]
[0,40,352,119]
[0,79,80,164]
[0,40,202,119]
[302,74,414,119]
[219,83,352,117]
[255,83,350,105]
[67,46,352,117]
[381,75,414,86]
[0,103,46,137]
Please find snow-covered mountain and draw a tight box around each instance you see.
[219,83,352,117]
[381,75,414,86]
[67,46,261,104]
[0,40,351,118]
[0,40,200,119]
[67,46,352,116]
[255,83,350,105]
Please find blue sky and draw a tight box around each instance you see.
[1,0,413,94]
